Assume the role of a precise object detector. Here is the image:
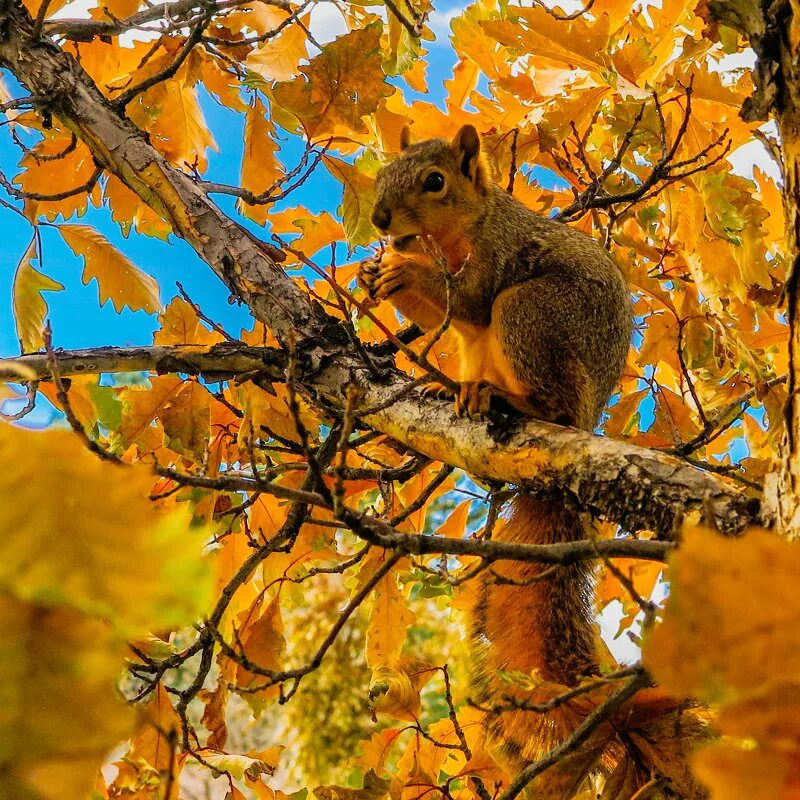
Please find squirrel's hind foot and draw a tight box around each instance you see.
[456,381,495,418]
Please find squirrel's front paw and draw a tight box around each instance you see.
[357,257,381,305]
[358,252,413,303]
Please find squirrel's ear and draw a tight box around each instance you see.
[400,125,412,151]
[452,124,489,191]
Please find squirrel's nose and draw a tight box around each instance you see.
[371,204,391,232]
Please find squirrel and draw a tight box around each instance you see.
[359,125,710,798]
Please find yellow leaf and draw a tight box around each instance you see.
[245,13,309,82]
[37,374,100,433]
[238,99,283,225]
[351,729,403,775]
[199,677,229,750]
[154,297,226,347]
[103,174,172,240]
[238,381,318,446]
[199,50,248,113]
[15,132,101,222]
[435,499,472,538]
[0,593,131,800]
[129,684,181,773]
[90,0,139,19]
[119,375,183,447]
[213,530,261,637]
[603,389,648,439]
[12,239,64,354]
[22,0,69,18]
[132,78,218,173]
[691,743,799,800]
[644,527,800,704]
[366,570,415,668]
[597,559,663,635]
[445,58,480,113]
[58,224,161,314]
[368,657,435,720]
[636,0,701,84]
[293,212,345,260]
[395,467,455,534]
[451,5,507,83]
[190,749,281,781]
[481,5,610,74]
[717,683,800,741]
[0,422,212,634]
[637,312,679,372]
[314,770,390,800]
[271,24,392,139]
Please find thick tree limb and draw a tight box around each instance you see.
[0,2,759,539]
[0,344,287,382]
[359,389,758,535]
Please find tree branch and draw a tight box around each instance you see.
[0,343,288,382]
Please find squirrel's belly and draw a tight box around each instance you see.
[451,321,529,396]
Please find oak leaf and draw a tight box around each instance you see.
[233,594,286,717]
[239,98,283,225]
[160,380,213,460]
[314,770,390,800]
[481,5,610,75]
[368,657,435,720]
[154,296,226,347]
[323,153,379,248]
[15,132,101,221]
[365,570,416,668]
[58,224,162,314]
[271,24,392,138]
[244,11,309,82]
[132,77,218,173]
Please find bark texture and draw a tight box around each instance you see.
[0,344,288,381]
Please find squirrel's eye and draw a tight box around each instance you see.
[422,172,445,193]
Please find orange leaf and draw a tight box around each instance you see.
[58,224,161,314]
[271,23,391,139]
[154,297,226,347]
[644,527,800,703]
[245,12,309,82]
[234,594,286,717]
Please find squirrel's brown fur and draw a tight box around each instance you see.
[361,125,708,798]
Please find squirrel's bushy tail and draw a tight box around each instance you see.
[470,495,711,799]
[470,494,598,765]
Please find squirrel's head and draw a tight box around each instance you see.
[371,124,492,250]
